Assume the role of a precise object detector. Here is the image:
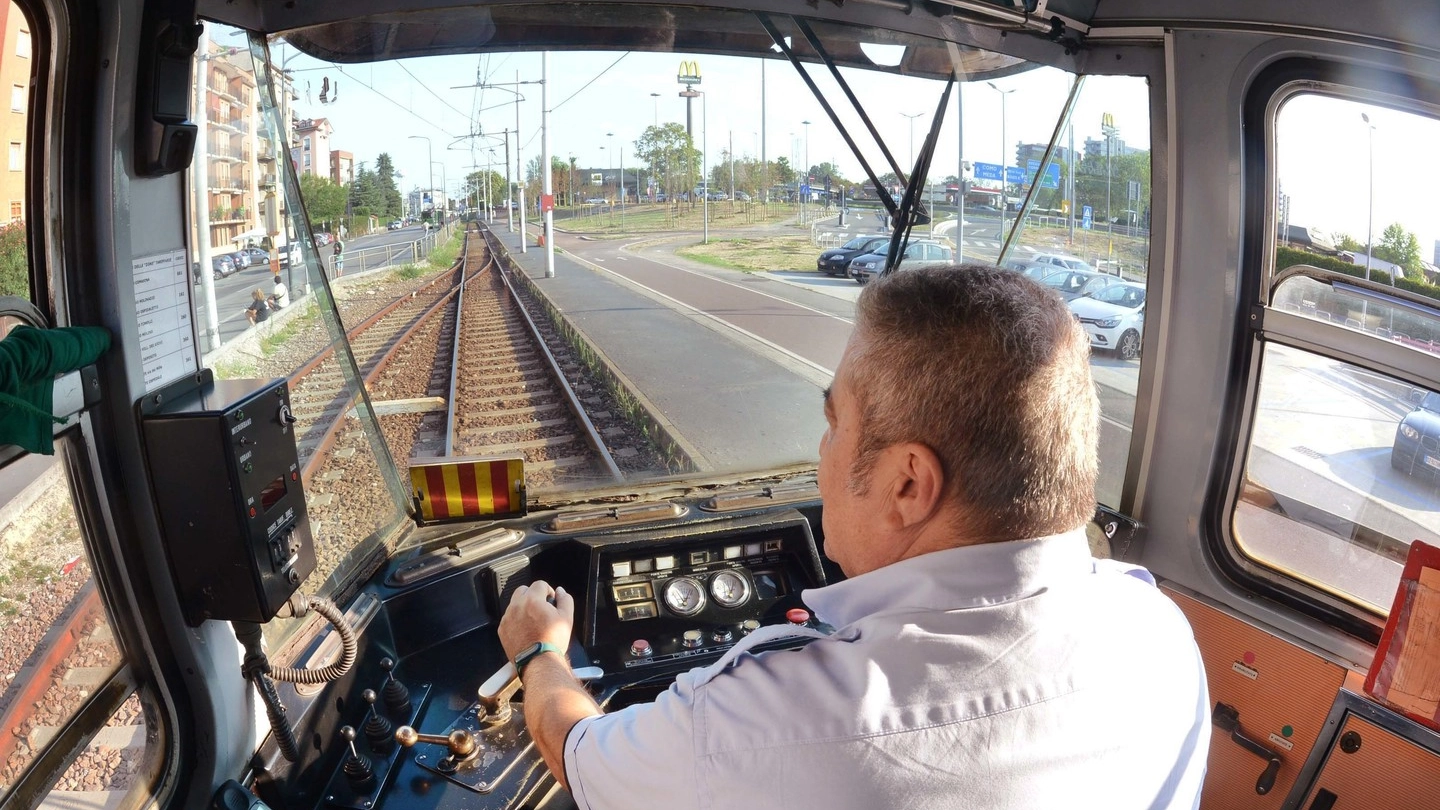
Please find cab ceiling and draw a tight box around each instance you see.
[199,1,1102,80]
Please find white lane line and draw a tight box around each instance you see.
[560,249,835,377]
[617,239,856,325]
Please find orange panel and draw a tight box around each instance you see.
[1163,587,1347,810]
[1302,715,1440,809]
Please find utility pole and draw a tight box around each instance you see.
[542,52,554,276]
[516,70,527,253]
[956,84,965,261]
[456,74,546,242]
[192,26,220,350]
[761,59,767,204]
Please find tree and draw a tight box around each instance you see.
[464,169,507,209]
[298,174,348,231]
[807,161,850,191]
[633,123,702,202]
[773,156,795,185]
[1332,232,1363,252]
[0,222,27,297]
[1374,222,1421,275]
[349,162,383,219]
[374,153,403,219]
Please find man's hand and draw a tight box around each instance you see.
[498,581,575,662]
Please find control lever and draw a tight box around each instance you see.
[394,726,479,774]
[476,660,604,725]
[1212,702,1282,795]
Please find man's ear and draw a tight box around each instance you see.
[885,441,945,529]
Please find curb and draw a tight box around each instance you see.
[486,232,710,474]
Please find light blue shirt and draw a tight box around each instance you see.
[564,529,1210,809]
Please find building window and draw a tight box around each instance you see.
[303,137,311,152]
[8,142,21,171]
[16,28,30,59]
[10,84,23,113]
[9,201,20,220]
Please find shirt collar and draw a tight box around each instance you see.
[802,528,1093,628]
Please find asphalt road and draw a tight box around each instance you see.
[550,228,1140,504]
[194,223,433,346]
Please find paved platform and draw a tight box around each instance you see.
[484,226,828,474]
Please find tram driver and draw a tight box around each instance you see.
[500,265,1211,808]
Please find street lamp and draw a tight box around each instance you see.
[986,82,1015,240]
[1362,112,1376,285]
[408,135,434,221]
[650,93,660,128]
[801,119,811,222]
[900,112,923,169]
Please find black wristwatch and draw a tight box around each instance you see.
[514,641,564,678]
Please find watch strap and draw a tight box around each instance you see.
[514,641,564,678]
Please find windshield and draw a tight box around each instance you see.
[1424,392,1440,413]
[1093,284,1144,306]
[184,5,1152,600]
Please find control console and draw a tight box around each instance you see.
[579,511,826,673]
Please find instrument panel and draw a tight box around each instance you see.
[252,506,829,810]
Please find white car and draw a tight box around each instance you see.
[1068,282,1146,359]
[1032,253,1095,273]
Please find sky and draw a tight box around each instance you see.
[221,22,1151,202]
[1278,94,1440,262]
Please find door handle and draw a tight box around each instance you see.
[1212,702,1283,795]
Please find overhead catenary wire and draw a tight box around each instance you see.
[331,64,456,137]
[398,60,475,122]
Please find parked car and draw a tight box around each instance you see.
[276,242,303,269]
[1031,252,1095,273]
[208,255,235,279]
[816,235,890,277]
[848,240,953,285]
[1040,268,1117,301]
[734,191,752,202]
[227,250,251,270]
[1392,390,1440,479]
[1003,258,1055,282]
[239,247,270,267]
[654,192,668,203]
[1068,282,1146,359]
[387,219,403,230]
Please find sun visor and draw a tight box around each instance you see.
[275,4,1033,82]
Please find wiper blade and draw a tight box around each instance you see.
[756,13,899,220]
[884,75,954,277]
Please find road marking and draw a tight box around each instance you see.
[559,248,835,377]
[615,239,856,325]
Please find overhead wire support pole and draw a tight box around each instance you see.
[756,13,898,220]
[542,52,554,277]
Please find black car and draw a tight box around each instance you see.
[816,235,890,277]
[1392,390,1440,479]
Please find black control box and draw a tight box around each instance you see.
[141,375,314,625]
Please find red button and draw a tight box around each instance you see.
[786,608,810,625]
[291,472,298,481]
[630,639,653,657]
[248,506,257,517]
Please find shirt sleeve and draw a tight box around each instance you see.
[563,673,704,810]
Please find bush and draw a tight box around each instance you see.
[0,222,29,297]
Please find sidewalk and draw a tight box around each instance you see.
[485,226,826,474]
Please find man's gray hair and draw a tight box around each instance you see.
[849,264,1099,541]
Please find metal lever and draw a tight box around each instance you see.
[1212,702,1282,795]
[394,727,478,760]
[476,660,604,723]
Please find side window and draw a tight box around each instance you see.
[0,4,158,805]
[1231,92,1440,615]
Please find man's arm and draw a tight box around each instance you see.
[498,582,601,790]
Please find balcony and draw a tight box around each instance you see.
[209,206,251,225]
[207,174,244,193]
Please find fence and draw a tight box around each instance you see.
[326,221,457,277]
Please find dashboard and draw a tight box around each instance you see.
[248,501,829,810]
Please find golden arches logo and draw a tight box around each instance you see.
[677,60,702,85]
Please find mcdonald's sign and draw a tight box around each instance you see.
[677,60,702,86]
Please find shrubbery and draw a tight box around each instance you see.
[0,222,29,297]
[1276,246,1440,302]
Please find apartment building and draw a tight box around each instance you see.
[0,1,30,224]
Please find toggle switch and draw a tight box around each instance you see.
[682,630,703,648]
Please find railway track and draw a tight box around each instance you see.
[434,228,621,488]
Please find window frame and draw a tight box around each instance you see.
[1213,58,1440,642]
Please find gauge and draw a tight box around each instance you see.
[662,577,706,617]
[709,570,751,608]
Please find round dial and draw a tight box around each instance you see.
[709,570,751,608]
[662,577,707,616]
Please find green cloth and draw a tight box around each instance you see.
[0,325,111,454]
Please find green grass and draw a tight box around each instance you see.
[390,264,426,281]
[560,202,802,235]
[259,305,316,356]
[428,229,462,268]
[213,358,258,379]
[675,235,817,274]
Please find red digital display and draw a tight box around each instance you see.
[259,475,287,513]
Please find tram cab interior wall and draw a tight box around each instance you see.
[8,0,1440,808]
